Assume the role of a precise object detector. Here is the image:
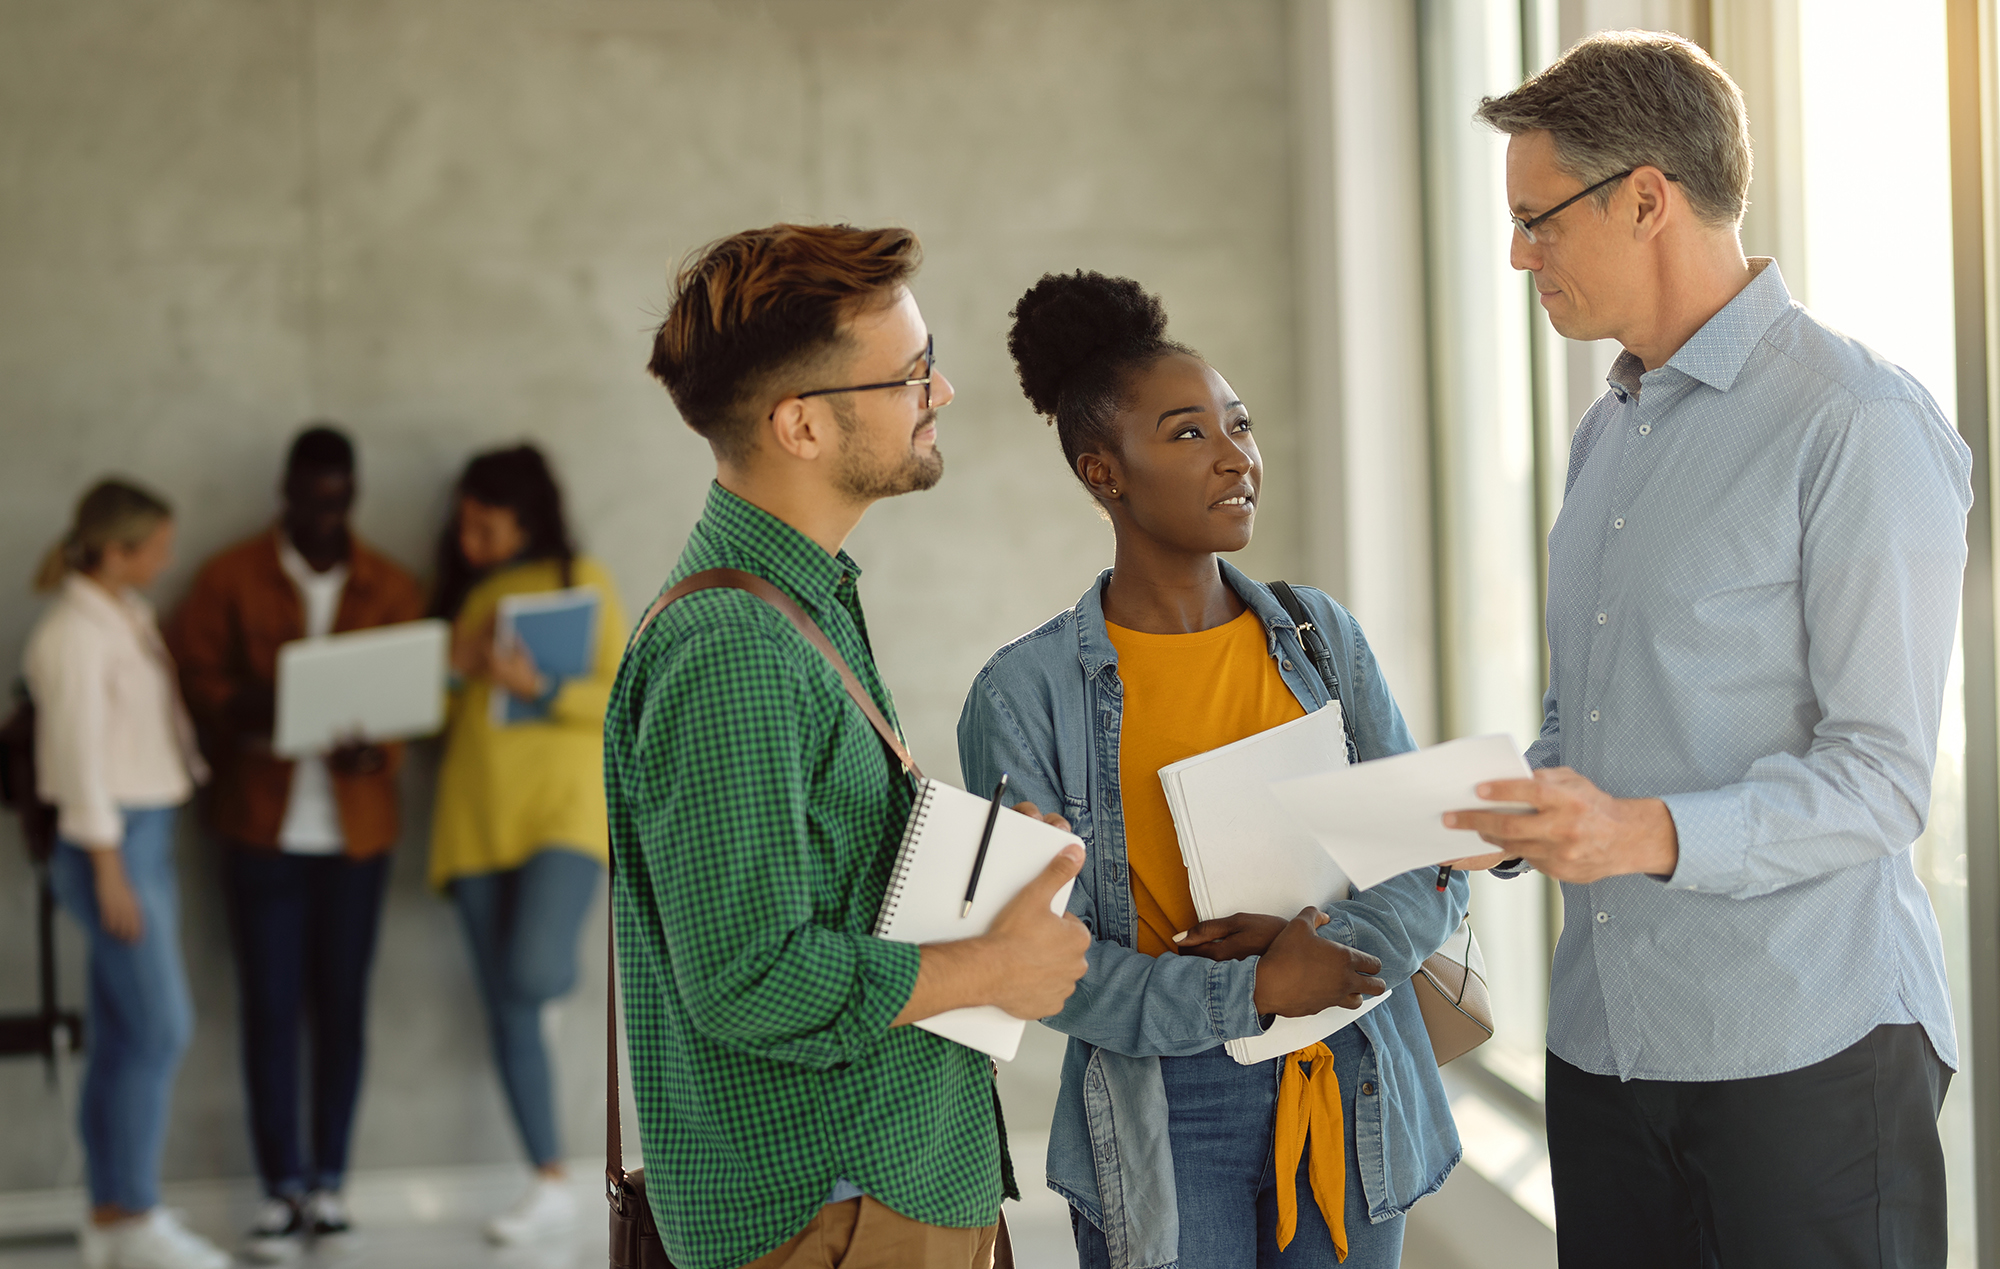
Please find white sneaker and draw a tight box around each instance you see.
[77,1220,115,1269]
[483,1177,576,1246]
[301,1190,351,1240]
[242,1196,304,1263]
[91,1209,231,1269]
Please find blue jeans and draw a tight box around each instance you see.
[449,847,601,1167]
[1072,1025,1405,1269]
[48,807,194,1212]
[221,845,391,1197]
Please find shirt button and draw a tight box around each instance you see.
[1360,1081,1377,1096]
[1595,911,1610,924]
[1613,517,1625,530]
[1637,423,1651,435]
[1596,612,1607,625]
[1281,659,1294,672]
[1589,709,1601,722]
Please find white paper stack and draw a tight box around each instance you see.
[1158,704,1391,1065]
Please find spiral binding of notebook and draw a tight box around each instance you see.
[871,778,938,936]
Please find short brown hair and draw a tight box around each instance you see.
[1475,30,1751,228]
[647,224,923,462]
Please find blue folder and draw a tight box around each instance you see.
[492,587,599,725]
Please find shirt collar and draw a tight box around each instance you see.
[1071,558,1295,678]
[1606,258,1794,400]
[699,481,860,607]
[61,571,148,627]
[276,531,350,587]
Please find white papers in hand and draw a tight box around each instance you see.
[1158,704,1392,1065]
[1267,734,1533,892]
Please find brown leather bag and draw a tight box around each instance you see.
[607,569,1015,1269]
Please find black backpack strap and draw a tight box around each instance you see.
[1268,581,1360,765]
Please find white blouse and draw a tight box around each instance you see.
[23,574,206,848]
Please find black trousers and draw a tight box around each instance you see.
[1546,1024,1950,1269]
[221,845,392,1197]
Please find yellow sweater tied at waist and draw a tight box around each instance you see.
[1275,1040,1347,1259]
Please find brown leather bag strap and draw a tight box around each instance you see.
[606,914,626,1201]
[630,567,924,780]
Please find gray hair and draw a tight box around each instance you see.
[1474,30,1752,229]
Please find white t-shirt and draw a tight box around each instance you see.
[276,536,350,854]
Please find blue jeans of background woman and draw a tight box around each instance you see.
[448,846,601,1167]
[48,806,194,1213]
[1072,1025,1405,1269]
[220,845,391,1199]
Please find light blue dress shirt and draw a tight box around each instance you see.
[1521,260,1970,1083]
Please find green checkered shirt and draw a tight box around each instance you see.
[606,483,1013,1269]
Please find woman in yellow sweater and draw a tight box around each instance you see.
[426,445,625,1245]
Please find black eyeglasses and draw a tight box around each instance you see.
[795,335,936,411]
[1510,169,1681,244]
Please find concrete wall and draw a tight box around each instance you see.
[0,0,1305,1187]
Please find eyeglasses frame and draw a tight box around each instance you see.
[1510,168,1682,244]
[792,334,935,412]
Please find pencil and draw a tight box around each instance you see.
[962,773,1009,918]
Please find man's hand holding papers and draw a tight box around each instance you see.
[1441,766,1680,883]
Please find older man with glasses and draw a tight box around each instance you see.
[1443,31,1970,1269]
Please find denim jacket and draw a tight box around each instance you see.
[957,563,1464,1269]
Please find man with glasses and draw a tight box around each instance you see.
[1443,32,1970,1268]
[612,224,1090,1269]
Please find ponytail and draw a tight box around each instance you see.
[32,540,74,593]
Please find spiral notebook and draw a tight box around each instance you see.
[871,779,1082,1061]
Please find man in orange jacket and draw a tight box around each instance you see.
[169,425,422,1263]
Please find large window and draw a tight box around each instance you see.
[1793,6,1975,1264]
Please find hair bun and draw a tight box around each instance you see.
[1007,271,1170,417]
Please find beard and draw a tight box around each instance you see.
[832,402,945,500]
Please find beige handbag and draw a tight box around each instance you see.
[1410,914,1493,1065]
[1267,582,1496,1067]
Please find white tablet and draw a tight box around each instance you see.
[273,619,450,758]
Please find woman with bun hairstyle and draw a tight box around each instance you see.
[958,274,1464,1268]
[25,480,229,1269]
[426,444,625,1245]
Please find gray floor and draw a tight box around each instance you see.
[0,1018,1536,1269]
[0,1145,1081,1269]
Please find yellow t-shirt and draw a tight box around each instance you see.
[1106,607,1306,957]
[427,556,627,888]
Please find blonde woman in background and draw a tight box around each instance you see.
[426,445,624,1245]
[23,480,228,1269]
